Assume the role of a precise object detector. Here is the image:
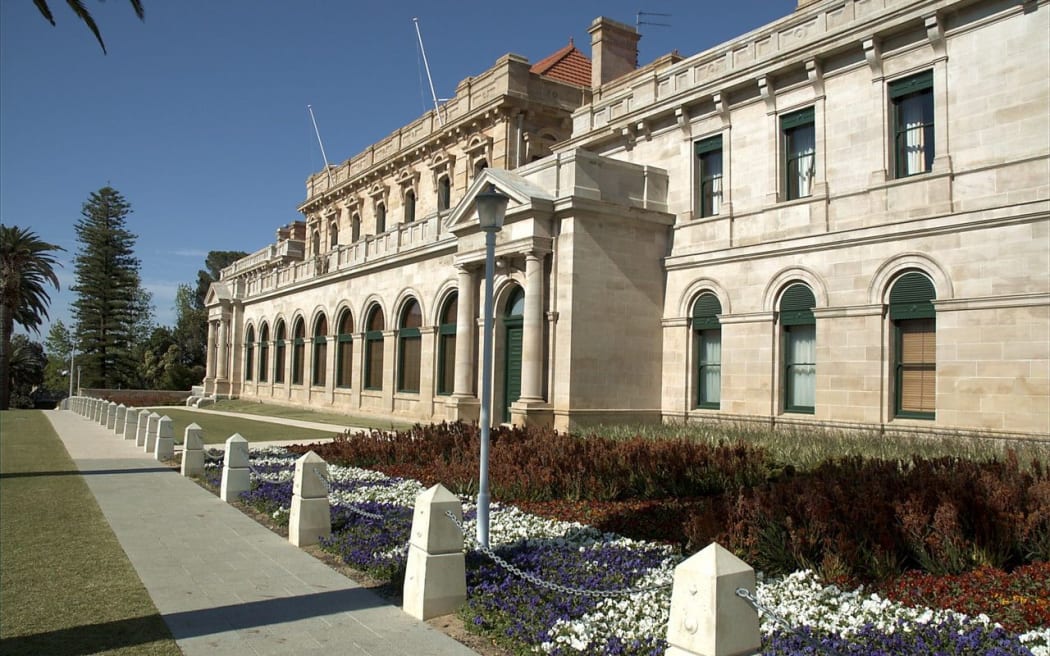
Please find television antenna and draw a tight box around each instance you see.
[636,10,672,31]
[413,17,446,126]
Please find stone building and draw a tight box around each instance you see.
[206,0,1049,439]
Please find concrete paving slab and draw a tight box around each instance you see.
[44,409,479,656]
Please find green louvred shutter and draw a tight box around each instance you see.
[890,272,935,319]
[695,135,722,156]
[781,107,814,130]
[692,294,722,330]
[889,70,933,99]
[780,284,815,325]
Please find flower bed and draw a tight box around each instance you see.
[222,446,1049,656]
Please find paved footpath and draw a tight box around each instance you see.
[45,409,479,656]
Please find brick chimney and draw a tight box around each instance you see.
[587,17,639,88]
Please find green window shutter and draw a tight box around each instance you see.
[780,284,816,325]
[890,272,936,319]
[889,70,933,99]
[780,107,814,130]
[695,135,722,156]
[692,294,722,330]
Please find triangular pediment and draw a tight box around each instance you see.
[205,281,233,308]
[444,168,554,232]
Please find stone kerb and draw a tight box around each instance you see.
[181,423,204,477]
[665,542,761,656]
[114,404,127,435]
[124,408,140,441]
[106,402,118,430]
[154,416,175,461]
[403,483,466,620]
[144,412,161,453]
[135,411,149,447]
[289,451,331,547]
[220,434,250,502]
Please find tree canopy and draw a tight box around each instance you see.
[0,224,63,409]
[34,0,145,54]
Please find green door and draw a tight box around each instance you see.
[503,288,525,422]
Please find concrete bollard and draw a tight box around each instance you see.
[181,423,205,477]
[100,401,109,426]
[123,408,140,441]
[114,404,127,436]
[220,434,250,502]
[403,483,466,620]
[289,451,331,547]
[154,416,174,461]
[106,402,118,430]
[135,411,149,447]
[144,412,161,453]
[664,542,761,656]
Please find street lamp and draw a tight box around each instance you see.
[68,345,76,400]
[475,183,509,549]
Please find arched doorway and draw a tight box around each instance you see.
[502,287,524,422]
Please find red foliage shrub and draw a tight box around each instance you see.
[880,563,1050,634]
[699,453,1049,583]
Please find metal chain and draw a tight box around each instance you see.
[736,587,846,655]
[315,469,384,520]
[444,511,671,598]
[203,448,224,464]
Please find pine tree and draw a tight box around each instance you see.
[71,187,153,389]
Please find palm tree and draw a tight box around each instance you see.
[34,0,145,54]
[0,225,63,410]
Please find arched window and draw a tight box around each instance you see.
[292,318,306,385]
[244,326,255,382]
[274,320,287,384]
[312,314,328,387]
[474,159,488,179]
[397,300,422,393]
[780,284,816,414]
[258,322,270,383]
[336,309,353,388]
[312,231,320,256]
[503,287,525,422]
[890,272,936,419]
[364,306,385,390]
[404,190,416,223]
[437,295,457,395]
[351,213,361,242]
[692,294,722,409]
[330,223,339,248]
[375,203,386,233]
[437,175,451,212]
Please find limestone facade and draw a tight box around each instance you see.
[207,0,1050,439]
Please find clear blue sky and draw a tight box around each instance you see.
[1,0,795,339]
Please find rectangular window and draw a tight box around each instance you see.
[896,318,936,418]
[891,71,934,178]
[437,329,456,395]
[782,108,815,201]
[784,324,815,413]
[695,136,723,218]
[365,334,383,390]
[696,329,721,409]
[336,337,352,388]
[398,333,421,393]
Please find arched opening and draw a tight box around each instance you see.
[437,294,457,396]
[397,300,422,393]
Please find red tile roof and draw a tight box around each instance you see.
[530,38,591,87]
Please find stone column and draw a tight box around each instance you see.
[216,319,229,380]
[382,329,396,411]
[206,321,217,379]
[453,266,477,397]
[520,252,545,401]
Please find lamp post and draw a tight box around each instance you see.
[474,184,509,549]
[68,346,76,400]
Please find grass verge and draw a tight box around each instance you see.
[208,398,415,431]
[144,407,341,445]
[0,410,182,656]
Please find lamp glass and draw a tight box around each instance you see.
[475,186,509,230]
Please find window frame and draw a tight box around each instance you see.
[397,300,422,394]
[312,315,328,387]
[291,319,305,386]
[364,307,385,391]
[436,295,457,396]
[695,136,724,219]
[691,293,722,409]
[781,108,815,201]
[437,175,451,212]
[335,310,353,389]
[274,321,287,384]
[780,284,816,414]
[890,272,936,419]
[258,323,269,383]
[890,71,935,179]
[244,326,255,382]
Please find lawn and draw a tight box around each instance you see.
[144,407,341,445]
[0,410,182,656]
[206,398,416,431]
